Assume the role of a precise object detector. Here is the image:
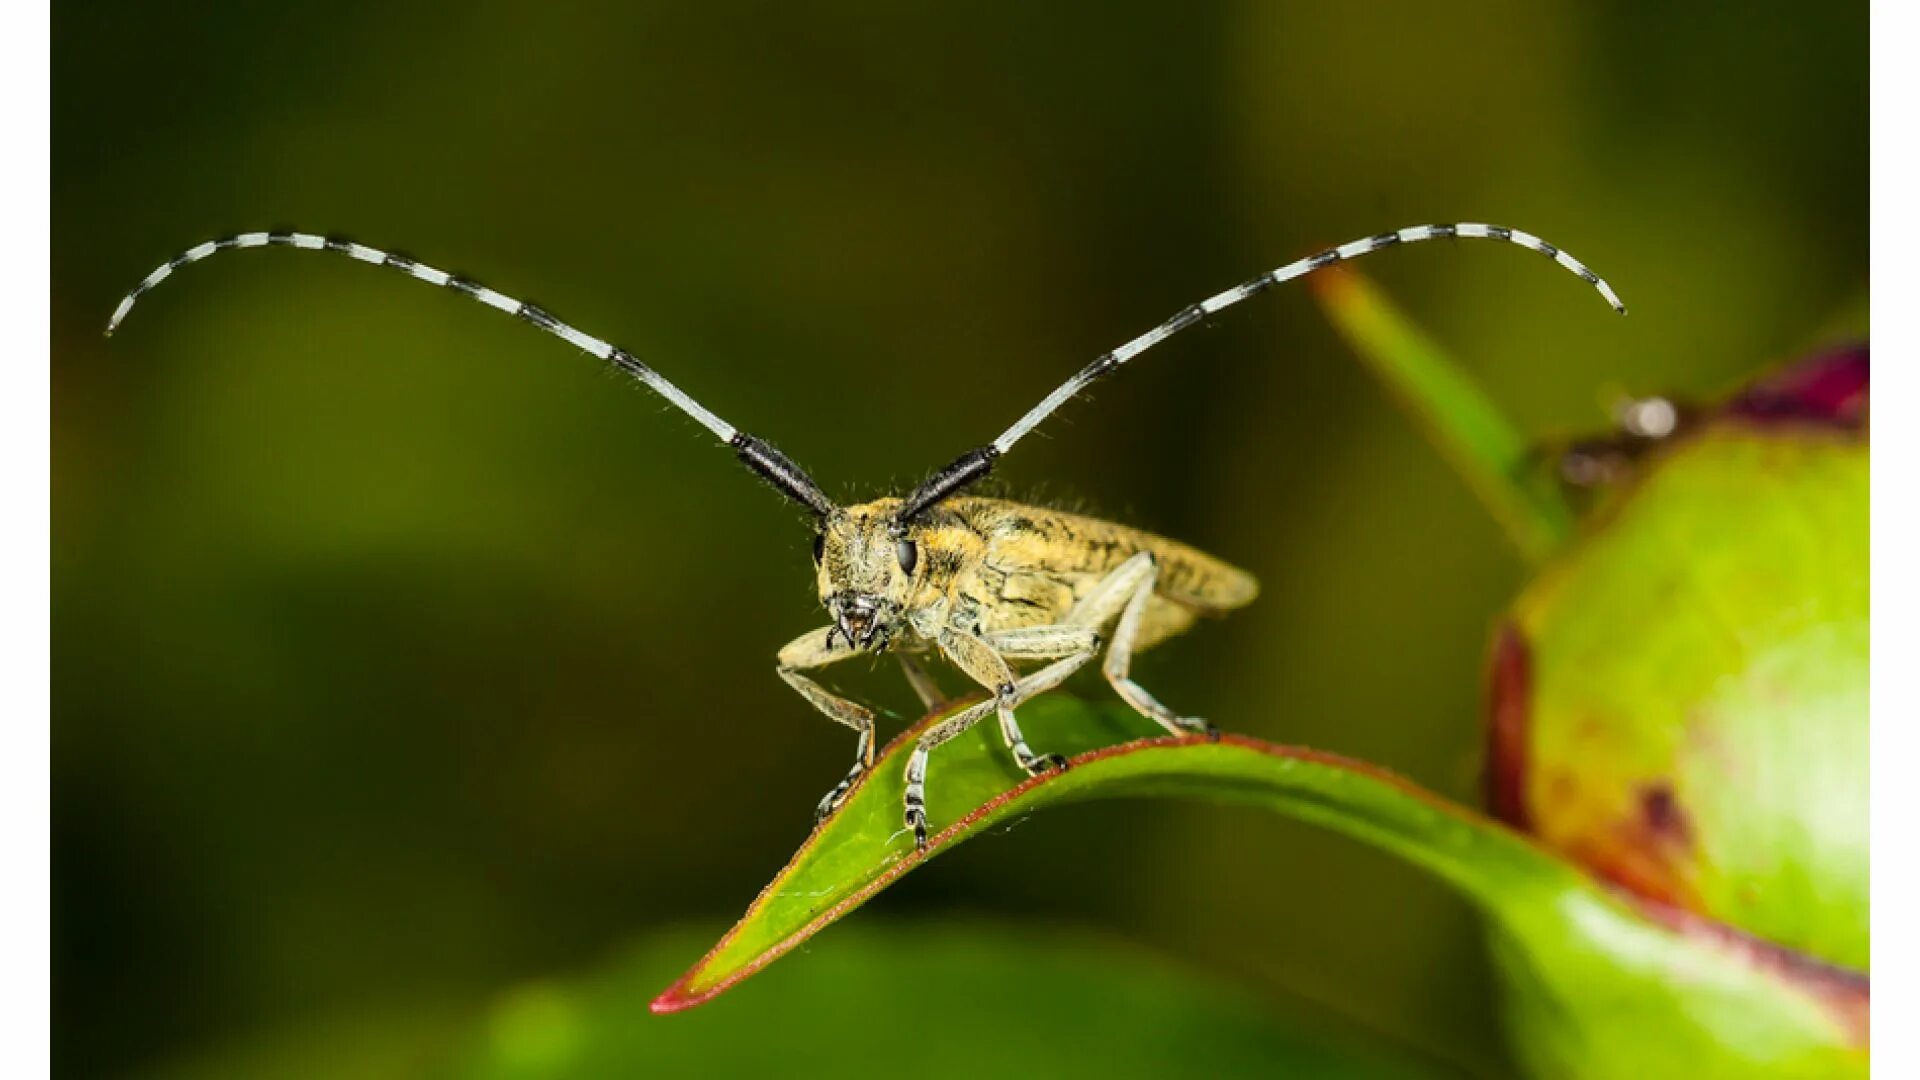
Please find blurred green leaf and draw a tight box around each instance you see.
[659,695,1865,1077]
[148,923,1446,1080]
[1311,270,1577,562]
[463,923,1442,1079]
[141,1000,473,1080]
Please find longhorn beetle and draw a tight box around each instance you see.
[109,223,1624,848]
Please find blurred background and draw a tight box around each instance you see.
[54,2,1865,1076]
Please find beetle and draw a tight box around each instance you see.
[108,223,1623,847]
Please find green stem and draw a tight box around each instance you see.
[1312,271,1574,562]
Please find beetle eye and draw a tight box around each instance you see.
[810,533,825,564]
[895,538,919,574]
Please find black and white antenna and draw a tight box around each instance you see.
[894,222,1626,522]
[107,231,837,517]
[110,222,1624,525]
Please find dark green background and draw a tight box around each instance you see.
[54,3,1864,1076]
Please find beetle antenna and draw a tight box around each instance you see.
[896,222,1626,521]
[106,231,836,517]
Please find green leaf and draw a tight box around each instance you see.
[1311,270,1575,562]
[657,695,1866,1078]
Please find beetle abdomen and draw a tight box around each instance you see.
[953,497,1259,616]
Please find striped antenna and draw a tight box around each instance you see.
[106,231,837,517]
[895,222,1626,522]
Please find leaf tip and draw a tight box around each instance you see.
[648,983,704,1015]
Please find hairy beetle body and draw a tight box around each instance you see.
[896,496,1258,644]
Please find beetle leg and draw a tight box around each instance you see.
[937,629,1059,772]
[900,697,995,849]
[902,629,1097,848]
[777,626,881,820]
[1062,551,1157,629]
[1092,556,1216,739]
[981,625,1101,773]
[895,651,947,712]
[985,624,1103,660]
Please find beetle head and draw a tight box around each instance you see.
[812,500,924,651]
